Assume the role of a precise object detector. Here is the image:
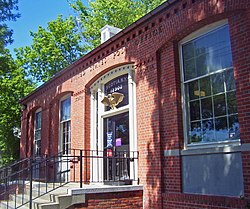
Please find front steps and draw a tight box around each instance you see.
[0,183,85,209]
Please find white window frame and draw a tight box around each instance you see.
[34,108,42,157]
[59,95,71,155]
[90,64,138,183]
[179,20,241,149]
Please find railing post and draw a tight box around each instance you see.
[45,155,48,192]
[29,158,33,209]
[80,150,83,188]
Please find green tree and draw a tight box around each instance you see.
[0,0,20,53]
[15,0,166,82]
[70,0,166,49]
[0,0,34,165]
[0,52,34,165]
[15,15,87,82]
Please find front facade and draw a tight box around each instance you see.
[20,0,250,208]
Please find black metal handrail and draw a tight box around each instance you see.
[0,149,139,208]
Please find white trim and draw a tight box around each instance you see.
[165,142,247,156]
[69,185,143,195]
[58,95,71,154]
[90,64,137,183]
[90,65,133,91]
[101,106,129,118]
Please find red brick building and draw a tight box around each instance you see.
[20,0,250,208]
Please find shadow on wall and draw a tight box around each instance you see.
[121,2,224,206]
[124,39,181,207]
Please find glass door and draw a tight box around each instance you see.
[103,112,131,185]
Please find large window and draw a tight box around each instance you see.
[34,109,42,157]
[60,97,71,154]
[181,22,240,146]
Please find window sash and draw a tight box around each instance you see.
[182,24,233,82]
[181,23,240,146]
[34,111,42,156]
[61,120,71,154]
[61,98,71,122]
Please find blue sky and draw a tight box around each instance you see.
[7,0,75,55]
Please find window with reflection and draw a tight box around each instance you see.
[34,109,42,156]
[181,24,240,145]
[60,97,71,154]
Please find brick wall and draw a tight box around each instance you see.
[163,193,248,209]
[68,190,143,209]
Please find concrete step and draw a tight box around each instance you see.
[55,194,73,209]
[0,182,82,209]
[36,202,60,209]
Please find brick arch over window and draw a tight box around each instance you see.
[48,91,73,156]
[24,106,42,158]
[85,62,134,89]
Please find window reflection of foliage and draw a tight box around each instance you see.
[183,25,240,145]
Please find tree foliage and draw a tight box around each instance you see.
[70,0,166,49]
[0,0,166,164]
[0,0,20,53]
[0,1,34,165]
[15,15,87,82]
[15,0,166,82]
[0,50,34,166]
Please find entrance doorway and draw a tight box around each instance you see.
[103,112,131,185]
[90,65,137,185]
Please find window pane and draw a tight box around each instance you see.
[61,98,71,121]
[35,130,41,141]
[227,91,238,114]
[212,73,224,94]
[225,69,236,91]
[200,76,211,97]
[35,111,42,129]
[229,115,240,139]
[183,25,233,82]
[220,48,233,69]
[215,116,228,141]
[183,42,195,61]
[207,26,233,73]
[61,121,71,154]
[189,121,202,144]
[202,119,214,142]
[201,97,213,119]
[187,80,199,100]
[196,54,207,77]
[214,94,226,116]
[190,100,200,121]
[184,59,196,81]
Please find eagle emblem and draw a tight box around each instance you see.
[101,92,124,109]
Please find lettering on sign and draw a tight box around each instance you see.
[90,57,107,72]
[71,71,85,83]
[104,74,128,94]
[74,95,84,103]
[132,25,163,46]
[113,48,125,59]
[134,56,154,70]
